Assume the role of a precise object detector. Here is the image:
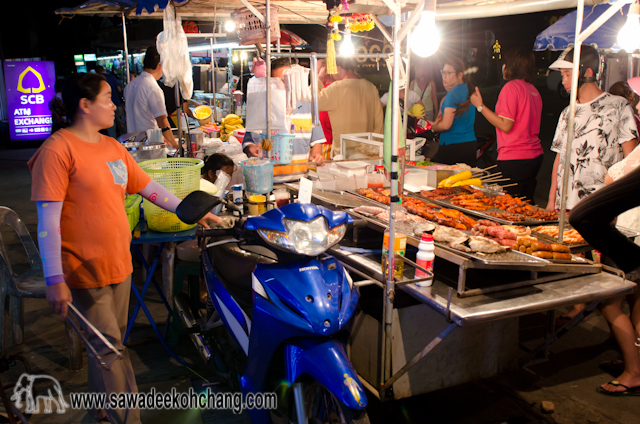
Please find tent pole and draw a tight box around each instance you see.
[177,85,184,157]
[122,12,130,84]
[381,0,402,400]
[214,36,216,94]
[266,0,272,143]
[558,0,585,240]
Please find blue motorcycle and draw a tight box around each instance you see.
[176,192,370,424]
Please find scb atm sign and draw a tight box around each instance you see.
[3,61,56,141]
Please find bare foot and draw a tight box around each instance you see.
[556,304,587,326]
[600,371,640,393]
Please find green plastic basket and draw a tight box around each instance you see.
[138,158,204,232]
[124,194,142,232]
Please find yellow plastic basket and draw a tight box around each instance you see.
[138,158,204,232]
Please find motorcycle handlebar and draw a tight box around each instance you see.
[196,227,235,238]
[196,216,248,238]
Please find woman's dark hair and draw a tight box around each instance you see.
[49,73,106,128]
[503,47,535,83]
[609,81,639,109]
[336,57,357,72]
[54,79,65,93]
[143,45,161,70]
[49,96,66,133]
[443,56,473,117]
[203,153,235,178]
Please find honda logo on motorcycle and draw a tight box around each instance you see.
[299,266,319,272]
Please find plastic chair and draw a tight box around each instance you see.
[0,207,83,371]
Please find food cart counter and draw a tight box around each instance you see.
[281,177,637,401]
[329,241,636,401]
[330,247,635,327]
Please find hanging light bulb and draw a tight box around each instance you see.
[225,20,236,32]
[618,2,640,52]
[409,0,440,58]
[232,52,238,63]
[240,51,248,61]
[340,25,355,56]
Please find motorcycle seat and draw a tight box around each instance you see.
[207,240,276,317]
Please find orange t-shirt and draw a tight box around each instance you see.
[28,129,151,289]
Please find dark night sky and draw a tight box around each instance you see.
[0,1,572,80]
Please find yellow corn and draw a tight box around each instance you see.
[439,170,473,187]
[452,178,483,187]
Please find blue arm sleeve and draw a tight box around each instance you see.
[36,201,65,286]
[137,179,181,213]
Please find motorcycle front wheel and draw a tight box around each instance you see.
[302,381,370,424]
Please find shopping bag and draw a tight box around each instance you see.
[245,76,287,130]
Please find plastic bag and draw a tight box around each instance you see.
[214,170,232,196]
[156,4,193,100]
[245,76,287,131]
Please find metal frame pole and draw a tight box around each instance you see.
[310,53,320,127]
[176,85,184,157]
[214,36,216,94]
[122,12,130,84]
[266,0,272,142]
[401,38,411,191]
[557,0,584,240]
[381,3,402,397]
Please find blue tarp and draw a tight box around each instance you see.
[55,0,136,13]
[135,0,187,15]
[534,4,629,51]
[56,0,187,16]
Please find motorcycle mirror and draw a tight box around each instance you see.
[176,190,222,224]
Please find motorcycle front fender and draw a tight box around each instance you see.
[285,339,367,410]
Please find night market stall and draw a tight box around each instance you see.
[52,0,639,411]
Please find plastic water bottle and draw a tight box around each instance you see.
[415,233,434,286]
[232,184,244,217]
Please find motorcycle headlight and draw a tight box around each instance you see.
[257,217,347,256]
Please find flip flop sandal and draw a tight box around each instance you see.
[596,380,640,396]
[599,360,625,377]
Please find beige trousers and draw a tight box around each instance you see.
[71,276,140,424]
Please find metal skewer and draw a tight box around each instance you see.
[66,315,110,370]
[67,302,123,368]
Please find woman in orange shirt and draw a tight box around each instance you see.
[29,73,218,423]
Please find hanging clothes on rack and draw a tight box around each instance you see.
[283,64,312,112]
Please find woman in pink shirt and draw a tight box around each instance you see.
[470,47,543,202]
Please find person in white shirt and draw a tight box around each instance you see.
[380,90,424,118]
[546,44,637,211]
[124,45,178,148]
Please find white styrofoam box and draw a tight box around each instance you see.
[314,179,336,191]
[334,176,356,192]
[405,168,431,188]
[336,161,368,176]
[355,174,368,189]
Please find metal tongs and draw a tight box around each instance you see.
[66,302,122,370]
